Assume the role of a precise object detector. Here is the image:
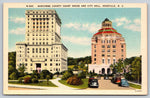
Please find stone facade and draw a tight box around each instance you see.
[16,10,68,74]
[89,18,126,74]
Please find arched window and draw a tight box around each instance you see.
[95,37,98,43]
[107,68,110,74]
[102,68,105,74]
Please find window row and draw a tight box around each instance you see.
[33,26,50,28]
[101,40,116,43]
[27,33,49,36]
[94,58,116,64]
[29,38,49,41]
[30,42,49,45]
[32,18,50,21]
[32,22,53,24]
[20,63,60,67]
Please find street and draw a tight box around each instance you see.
[87,77,135,90]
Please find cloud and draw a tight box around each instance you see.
[134,19,141,25]
[63,23,101,33]
[124,24,141,32]
[9,27,25,34]
[112,17,131,26]
[9,17,25,24]
[124,18,141,32]
[62,36,90,45]
[113,17,141,32]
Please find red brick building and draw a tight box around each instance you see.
[88,18,126,74]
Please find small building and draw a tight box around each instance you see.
[89,18,126,74]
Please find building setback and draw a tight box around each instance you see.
[88,18,126,74]
[16,9,68,74]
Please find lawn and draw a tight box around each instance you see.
[129,83,141,89]
[59,78,88,89]
[8,81,58,87]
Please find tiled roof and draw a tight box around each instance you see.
[94,28,121,36]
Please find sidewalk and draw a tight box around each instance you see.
[50,78,77,90]
[8,78,77,90]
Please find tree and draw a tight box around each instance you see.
[8,52,17,79]
[40,70,53,79]
[115,59,124,73]
[130,57,141,83]
[46,75,50,85]
[18,63,26,77]
[10,72,18,80]
[31,70,40,79]
[78,71,86,79]
[61,71,73,80]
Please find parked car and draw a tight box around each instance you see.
[111,74,121,84]
[119,79,129,87]
[115,77,121,83]
[88,79,99,88]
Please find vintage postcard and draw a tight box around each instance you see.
[3,3,147,95]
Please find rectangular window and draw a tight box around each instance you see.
[32,48,34,53]
[46,48,48,53]
[39,48,41,53]
[108,59,110,64]
[102,45,105,48]
[113,49,116,52]
[102,59,105,64]
[101,40,105,43]
[107,40,110,43]
[43,48,45,53]
[113,45,116,48]
[113,59,116,64]
[36,48,38,53]
[102,49,105,52]
[121,49,124,52]
[107,49,110,52]
[107,45,110,48]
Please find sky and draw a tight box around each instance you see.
[8,8,141,58]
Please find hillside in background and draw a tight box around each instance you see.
[67,56,91,66]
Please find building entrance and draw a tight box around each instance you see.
[36,63,41,73]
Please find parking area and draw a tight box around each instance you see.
[87,77,135,90]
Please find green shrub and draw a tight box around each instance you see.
[46,75,50,85]
[31,78,39,83]
[18,77,23,83]
[24,77,31,83]
[23,75,31,79]
[31,70,40,79]
[61,71,73,80]
[67,76,83,85]
[78,71,86,79]
[9,72,18,80]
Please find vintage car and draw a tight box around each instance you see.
[88,78,99,88]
